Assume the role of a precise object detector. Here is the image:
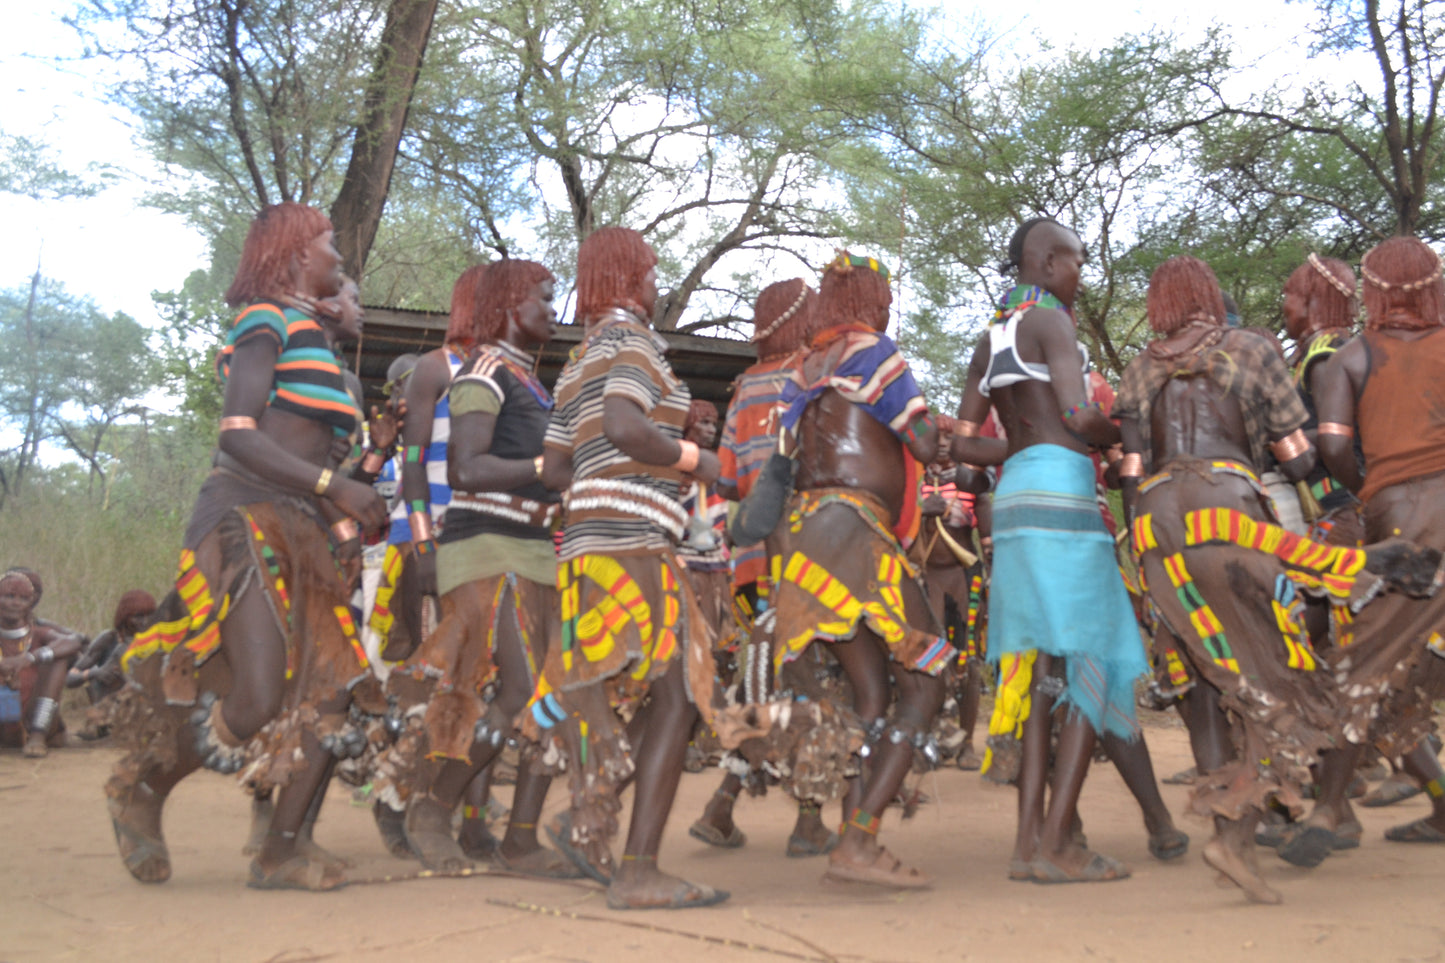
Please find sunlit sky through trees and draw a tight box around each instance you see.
[0,0,1359,330]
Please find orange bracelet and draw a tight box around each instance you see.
[1119,453,1144,478]
[409,511,434,543]
[220,416,257,432]
[330,518,359,542]
[1317,422,1354,439]
[671,439,700,473]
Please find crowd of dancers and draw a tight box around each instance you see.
[6,203,1445,910]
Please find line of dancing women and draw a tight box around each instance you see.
[76,202,1445,908]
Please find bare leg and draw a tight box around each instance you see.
[250,699,349,890]
[456,765,496,859]
[1179,683,1233,775]
[1387,741,1445,837]
[295,757,351,871]
[825,629,945,888]
[956,658,984,769]
[1204,807,1281,904]
[1012,653,1059,868]
[1102,730,1187,860]
[690,771,746,846]
[109,724,204,883]
[607,659,726,908]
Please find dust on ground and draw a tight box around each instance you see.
[5,723,1444,963]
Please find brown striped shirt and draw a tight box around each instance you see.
[545,315,692,560]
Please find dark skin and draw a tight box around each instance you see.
[176,231,385,883]
[954,223,1120,877]
[690,409,834,854]
[404,278,565,872]
[582,268,730,907]
[0,577,83,753]
[787,286,945,883]
[399,338,468,601]
[1116,320,1314,904]
[1302,326,1445,838]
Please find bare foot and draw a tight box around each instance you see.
[373,802,414,860]
[1203,838,1282,904]
[785,808,836,858]
[296,825,354,871]
[459,820,499,861]
[404,796,474,872]
[110,781,171,884]
[606,860,729,909]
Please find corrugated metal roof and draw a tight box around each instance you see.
[341,305,758,408]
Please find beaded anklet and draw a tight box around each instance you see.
[462,805,485,820]
[847,808,881,836]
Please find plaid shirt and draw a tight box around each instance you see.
[1114,328,1307,474]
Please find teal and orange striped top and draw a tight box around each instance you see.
[216,302,359,437]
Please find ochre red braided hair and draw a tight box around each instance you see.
[576,227,658,323]
[1146,256,1227,335]
[1283,256,1357,340]
[1361,236,1445,331]
[225,202,334,307]
[475,259,555,341]
[447,263,490,346]
[817,252,892,333]
[753,278,819,358]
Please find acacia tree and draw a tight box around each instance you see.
[1201,0,1445,243]
[0,275,157,506]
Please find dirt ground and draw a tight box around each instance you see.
[5,718,1445,963]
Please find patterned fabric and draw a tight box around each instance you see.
[122,502,367,699]
[1114,328,1308,475]
[1131,461,1373,818]
[387,346,464,545]
[778,324,930,441]
[216,302,358,437]
[988,444,1146,740]
[444,341,559,544]
[768,489,950,676]
[719,356,796,589]
[545,316,691,560]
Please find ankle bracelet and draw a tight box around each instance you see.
[847,808,881,836]
[621,853,657,861]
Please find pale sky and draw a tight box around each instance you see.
[0,0,1338,327]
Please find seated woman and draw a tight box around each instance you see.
[0,568,84,756]
[67,590,157,736]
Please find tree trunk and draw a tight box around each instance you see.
[329,0,439,280]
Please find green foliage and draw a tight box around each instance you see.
[0,275,162,504]
[0,131,115,200]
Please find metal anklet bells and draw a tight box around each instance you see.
[191,692,246,774]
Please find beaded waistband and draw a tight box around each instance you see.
[450,490,559,528]
[566,477,687,541]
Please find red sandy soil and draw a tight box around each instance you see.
[5,720,1445,963]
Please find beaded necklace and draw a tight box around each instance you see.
[992,285,1072,327]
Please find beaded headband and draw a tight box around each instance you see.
[1361,248,1444,293]
[824,250,891,283]
[1308,253,1357,299]
[750,285,809,343]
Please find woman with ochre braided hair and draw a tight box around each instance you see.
[106,202,386,891]
[373,258,578,879]
[0,568,84,755]
[523,226,728,910]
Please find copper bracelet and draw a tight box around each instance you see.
[330,518,359,542]
[220,416,257,432]
[955,419,981,438]
[1119,453,1144,478]
[409,511,434,544]
[1317,422,1354,439]
[1271,428,1311,462]
[671,439,700,473]
[360,449,387,474]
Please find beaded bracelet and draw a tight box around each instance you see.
[1062,400,1102,420]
